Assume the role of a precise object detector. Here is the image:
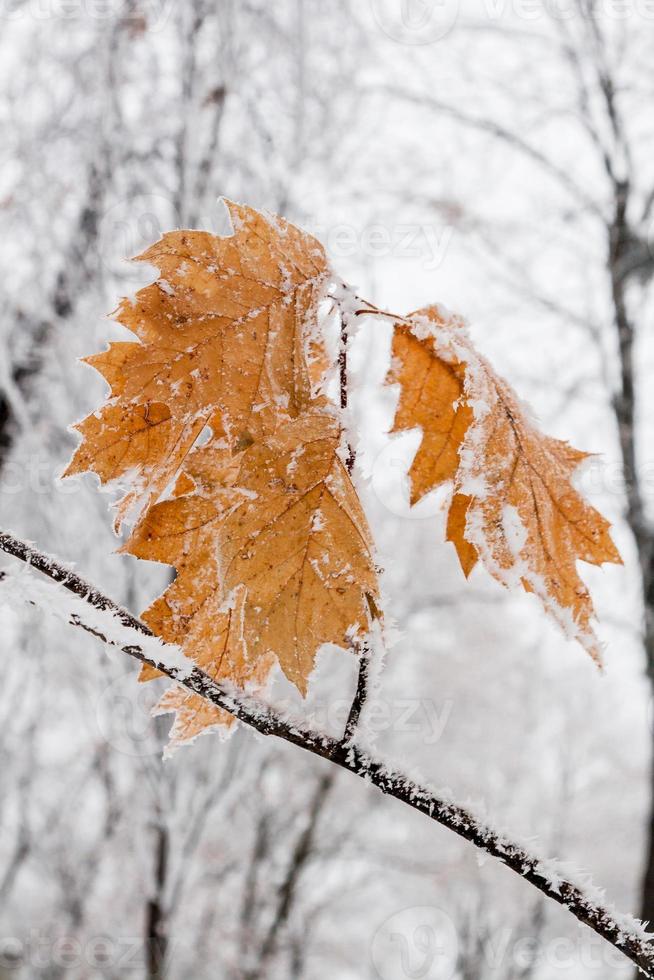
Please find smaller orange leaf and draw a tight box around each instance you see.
[446,492,478,577]
[388,319,472,506]
[387,306,622,663]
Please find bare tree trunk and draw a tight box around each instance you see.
[604,180,654,933]
[0,158,105,470]
[244,771,334,980]
[146,821,170,980]
[394,15,654,942]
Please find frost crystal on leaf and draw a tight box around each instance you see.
[386,305,621,664]
[64,201,382,750]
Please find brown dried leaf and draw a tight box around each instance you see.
[389,316,472,505]
[64,200,329,529]
[65,203,381,749]
[125,414,379,745]
[387,306,621,662]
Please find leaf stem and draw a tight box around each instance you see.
[338,310,355,475]
[343,642,370,744]
[336,305,370,735]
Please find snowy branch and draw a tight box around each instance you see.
[1,529,653,975]
[343,644,370,745]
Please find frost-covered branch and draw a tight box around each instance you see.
[335,292,370,740]
[0,531,333,757]
[336,297,356,475]
[343,644,370,744]
[1,528,654,976]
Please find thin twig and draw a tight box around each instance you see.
[337,308,370,735]
[343,645,370,744]
[338,310,355,475]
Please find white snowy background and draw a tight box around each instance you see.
[0,1,652,978]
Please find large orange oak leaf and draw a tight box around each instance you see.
[64,200,329,530]
[124,413,380,747]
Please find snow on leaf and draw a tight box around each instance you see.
[64,204,380,749]
[386,305,622,664]
[388,317,472,506]
[64,199,330,531]
[125,413,379,726]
